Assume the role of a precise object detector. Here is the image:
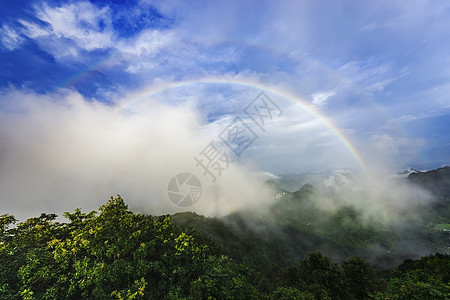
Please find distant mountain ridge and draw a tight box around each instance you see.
[407,166,450,200]
[168,165,450,283]
[397,168,420,177]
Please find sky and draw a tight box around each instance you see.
[1,0,449,219]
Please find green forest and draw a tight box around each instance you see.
[1,194,449,299]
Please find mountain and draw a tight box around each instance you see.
[1,196,448,299]
[407,166,450,199]
[1,180,449,299]
[396,168,420,177]
[170,211,354,282]
[171,166,450,277]
[407,166,450,222]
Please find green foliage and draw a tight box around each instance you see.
[189,255,259,300]
[435,223,450,230]
[372,253,450,300]
[0,196,258,299]
[271,286,315,300]
[282,253,388,300]
[271,187,387,252]
[371,271,450,299]
[1,195,449,299]
[342,257,386,299]
[283,251,342,299]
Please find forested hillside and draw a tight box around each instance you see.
[1,195,449,299]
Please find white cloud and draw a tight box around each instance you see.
[361,134,426,170]
[0,88,272,221]
[311,91,335,106]
[335,59,410,96]
[0,25,24,50]
[118,29,174,56]
[1,0,448,176]
[16,1,116,58]
[337,60,389,84]
[35,2,114,51]
[18,19,52,38]
[16,1,182,72]
[361,22,377,31]
[118,29,179,73]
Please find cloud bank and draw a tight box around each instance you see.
[0,88,273,220]
[0,0,449,220]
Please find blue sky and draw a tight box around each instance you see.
[1,0,450,217]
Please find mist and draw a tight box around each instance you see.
[0,85,446,271]
[228,165,445,267]
[0,88,272,221]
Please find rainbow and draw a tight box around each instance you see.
[49,41,389,175]
[117,78,404,251]
[115,77,368,173]
[49,38,405,251]
[51,51,125,93]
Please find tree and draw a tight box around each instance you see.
[271,286,315,300]
[282,251,342,299]
[0,196,260,299]
[372,253,450,300]
[341,256,385,299]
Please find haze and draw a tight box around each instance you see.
[1,0,449,220]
